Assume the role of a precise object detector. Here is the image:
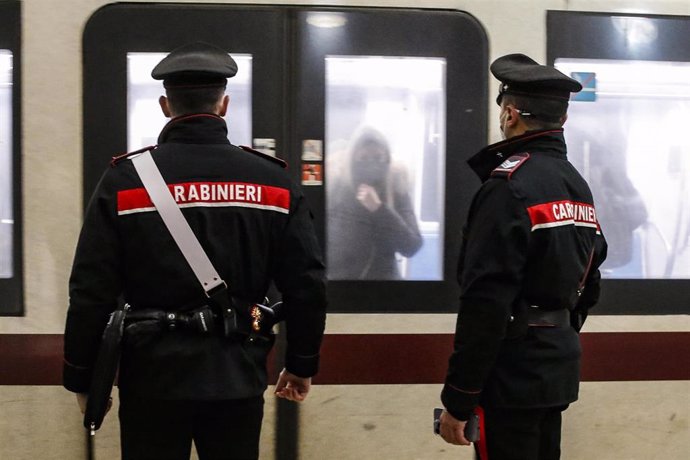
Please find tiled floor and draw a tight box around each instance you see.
[1,381,687,459]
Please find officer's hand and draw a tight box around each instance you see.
[76,393,112,415]
[356,184,382,212]
[274,369,311,402]
[439,410,471,446]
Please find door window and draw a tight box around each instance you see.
[127,52,253,150]
[556,58,690,279]
[0,50,13,279]
[325,55,445,280]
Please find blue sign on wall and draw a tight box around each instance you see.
[570,72,596,101]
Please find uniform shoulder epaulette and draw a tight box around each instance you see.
[490,152,530,179]
[239,145,287,169]
[110,145,157,167]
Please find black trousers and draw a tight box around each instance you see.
[475,405,567,460]
[118,395,264,460]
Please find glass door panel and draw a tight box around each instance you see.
[127,53,253,150]
[0,0,21,315]
[0,50,12,279]
[556,58,690,280]
[325,55,445,281]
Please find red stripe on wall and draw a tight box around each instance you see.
[1,332,688,385]
[0,334,64,385]
[315,334,453,384]
[579,332,689,381]
[313,332,690,384]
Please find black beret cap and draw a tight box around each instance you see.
[491,53,582,104]
[151,42,238,88]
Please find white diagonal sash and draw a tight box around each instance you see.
[131,151,225,295]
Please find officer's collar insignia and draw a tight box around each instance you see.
[468,129,561,182]
[499,158,521,169]
[491,152,530,179]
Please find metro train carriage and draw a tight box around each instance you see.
[0,1,688,459]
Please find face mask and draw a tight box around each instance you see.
[499,109,509,140]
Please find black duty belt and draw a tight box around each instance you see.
[124,301,280,340]
[126,307,217,334]
[526,307,570,327]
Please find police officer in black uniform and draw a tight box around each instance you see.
[438,54,608,459]
[63,42,327,460]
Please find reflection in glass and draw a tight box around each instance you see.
[0,50,12,278]
[325,56,446,280]
[127,53,252,150]
[556,58,690,279]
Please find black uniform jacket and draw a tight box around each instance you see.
[442,129,607,420]
[64,114,327,400]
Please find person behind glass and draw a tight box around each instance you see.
[63,42,327,460]
[327,127,422,280]
[438,54,608,459]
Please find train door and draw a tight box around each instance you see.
[0,0,22,315]
[547,11,690,314]
[292,8,487,311]
[83,4,488,314]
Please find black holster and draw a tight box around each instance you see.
[84,304,129,434]
[570,307,587,332]
[207,286,239,338]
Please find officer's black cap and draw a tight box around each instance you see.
[491,53,582,104]
[151,42,238,88]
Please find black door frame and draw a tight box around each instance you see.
[0,0,23,316]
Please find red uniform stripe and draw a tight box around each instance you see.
[117,187,153,213]
[527,200,599,231]
[475,406,489,459]
[117,181,290,215]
